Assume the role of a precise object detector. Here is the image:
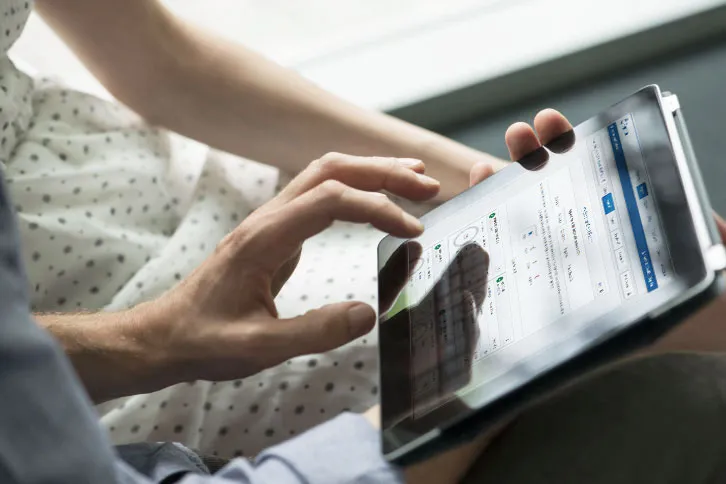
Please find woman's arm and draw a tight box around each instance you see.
[34,0,505,200]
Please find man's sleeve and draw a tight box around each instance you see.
[180,413,403,484]
[0,175,121,482]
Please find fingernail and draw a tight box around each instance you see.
[398,158,423,167]
[544,130,576,154]
[517,147,549,171]
[403,212,424,233]
[416,173,440,186]
[348,304,375,338]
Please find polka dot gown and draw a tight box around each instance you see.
[0,0,413,458]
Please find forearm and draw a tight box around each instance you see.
[142,27,499,197]
[121,20,500,199]
[37,0,504,199]
[36,305,170,403]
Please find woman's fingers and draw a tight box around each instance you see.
[473,109,573,187]
[533,109,573,145]
[274,153,438,205]
[534,108,574,153]
[504,110,575,162]
[504,122,541,161]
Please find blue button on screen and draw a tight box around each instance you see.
[636,183,648,199]
[602,193,615,214]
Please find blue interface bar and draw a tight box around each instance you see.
[607,123,658,292]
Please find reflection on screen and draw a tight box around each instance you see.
[382,114,674,421]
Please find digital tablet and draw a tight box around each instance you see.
[377,85,726,465]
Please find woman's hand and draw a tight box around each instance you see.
[470,108,574,185]
[138,153,439,386]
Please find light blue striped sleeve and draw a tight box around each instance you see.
[115,413,403,484]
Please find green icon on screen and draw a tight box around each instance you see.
[496,276,504,283]
[434,244,441,250]
[489,213,496,219]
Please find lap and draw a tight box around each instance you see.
[463,353,726,483]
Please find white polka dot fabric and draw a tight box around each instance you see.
[8,82,388,458]
[0,0,29,54]
[0,0,432,459]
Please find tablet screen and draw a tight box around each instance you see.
[379,110,677,438]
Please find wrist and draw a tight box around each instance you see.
[121,300,189,394]
[38,305,172,402]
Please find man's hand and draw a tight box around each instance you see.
[42,153,439,401]
[140,153,439,386]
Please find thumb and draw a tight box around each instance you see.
[273,302,376,356]
[469,162,494,187]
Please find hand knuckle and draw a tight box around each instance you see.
[316,151,344,167]
[217,224,251,255]
[372,192,392,210]
[219,214,277,256]
[381,156,399,168]
[253,217,279,242]
[383,157,399,184]
[316,152,351,176]
[321,151,344,161]
[319,158,341,176]
[215,232,235,254]
[318,179,346,200]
